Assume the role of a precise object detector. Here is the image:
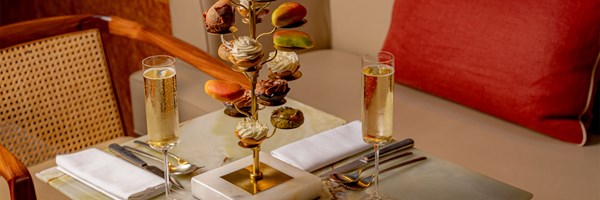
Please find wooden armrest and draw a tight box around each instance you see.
[0,14,250,90]
[105,16,251,89]
[0,144,36,200]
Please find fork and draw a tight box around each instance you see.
[330,152,413,183]
[339,156,427,191]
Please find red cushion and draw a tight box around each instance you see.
[382,0,599,144]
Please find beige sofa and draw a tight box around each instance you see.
[129,0,600,199]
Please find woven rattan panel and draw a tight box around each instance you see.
[0,29,125,166]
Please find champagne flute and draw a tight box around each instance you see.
[142,55,180,199]
[361,51,394,199]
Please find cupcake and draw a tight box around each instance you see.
[266,51,300,79]
[223,90,253,117]
[228,36,264,69]
[255,79,290,106]
[271,107,304,129]
[235,120,269,146]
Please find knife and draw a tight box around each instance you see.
[318,138,414,178]
[108,143,184,190]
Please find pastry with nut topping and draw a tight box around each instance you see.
[271,106,304,129]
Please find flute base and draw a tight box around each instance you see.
[191,152,322,200]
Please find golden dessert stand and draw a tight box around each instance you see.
[195,0,318,198]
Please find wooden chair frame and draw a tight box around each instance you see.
[0,14,248,200]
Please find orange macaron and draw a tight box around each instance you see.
[204,79,245,102]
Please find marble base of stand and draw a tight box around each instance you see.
[191,152,322,200]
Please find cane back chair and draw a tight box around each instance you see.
[0,15,248,200]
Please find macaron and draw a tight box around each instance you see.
[272,2,307,28]
[273,30,314,50]
[204,79,245,102]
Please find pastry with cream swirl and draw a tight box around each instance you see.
[228,36,264,68]
[266,51,300,79]
[235,120,269,145]
[218,42,232,62]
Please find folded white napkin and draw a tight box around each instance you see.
[271,120,371,172]
[56,148,164,200]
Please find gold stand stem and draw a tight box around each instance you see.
[248,2,261,181]
[249,0,259,121]
[249,72,259,121]
[250,144,263,181]
[248,1,256,39]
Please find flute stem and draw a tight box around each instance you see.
[373,144,382,200]
[163,149,172,198]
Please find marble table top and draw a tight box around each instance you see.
[36,98,532,199]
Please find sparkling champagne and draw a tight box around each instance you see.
[144,67,180,149]
[362,64,394,144]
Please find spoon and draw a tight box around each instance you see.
[340,156,427,191]
[330,152,413,184]
[124,146,201,175]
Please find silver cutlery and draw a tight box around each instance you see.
[339,156,427,191]
[108,144,184,190]
[318,138,414,178]
[330,151,413,183]
[123,146,201,175]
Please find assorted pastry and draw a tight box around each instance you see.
[218,41,232,62]
[255,78,290,105]
[266,51,300,79]
[228,36,264,69]
[271,2,307,28]
[223,90,253,117]
[271,106,304,129]
[235,120,269,145]
[202,1,316,135]
[204,79,245,102]
[273,30,314,50]
[237,0,269,23]
[203,0,235,34]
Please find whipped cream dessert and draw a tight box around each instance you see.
[230,36,263,61]
[267,51,299,73]
[235,120,268,140]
